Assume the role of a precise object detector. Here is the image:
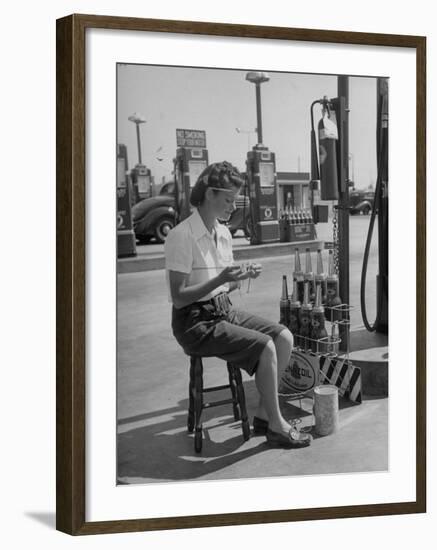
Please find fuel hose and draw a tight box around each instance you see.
[360,93,388,332]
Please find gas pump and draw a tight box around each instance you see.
[174,129,209,221]
[246,145,279,244]
[310,77,389,338]
[310,82,351,349]
[117,144,137,257]
[130,163,153,203]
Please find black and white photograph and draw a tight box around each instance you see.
[116,63,389,484]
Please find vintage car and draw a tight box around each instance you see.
[132,182,251,244]
[349,189,374,215]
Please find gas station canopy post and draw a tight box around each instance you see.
[245,72,270,146]
[128,112,146,165]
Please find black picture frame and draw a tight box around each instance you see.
[56,13,426,535]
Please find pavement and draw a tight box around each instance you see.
[117,216,388,484]
[118,234,325,273]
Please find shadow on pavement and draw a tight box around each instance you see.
[117,397,271,482]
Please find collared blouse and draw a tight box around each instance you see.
[164,209,234,302]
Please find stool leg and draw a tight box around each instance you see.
[187,359,195,433]
[193,356,203,453]
[227,363,241,421]
[232,365,251,441]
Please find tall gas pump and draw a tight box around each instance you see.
[310,77,351,350]
[117,144,137,257]
[310,77,389,343]
[246,146,280,244]
[245,72,279,244]
[174,129,209,222]
[130,164,153,203]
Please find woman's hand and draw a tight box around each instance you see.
[218,265,246,284]
[218,263,263,285]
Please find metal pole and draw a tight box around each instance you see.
[255,83,263,144]
[337,76,350,352]
[135,123,142,165]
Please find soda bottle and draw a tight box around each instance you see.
[293,208,299,224]
[288,277,301,345]
[310,282,328,352]
[326,249,342,321]
[297,208,303,224]
[299,281,313,351]
[279,275,290,327]
[293,248,305,303]
[304,248,315,303]
[314,248,327,304]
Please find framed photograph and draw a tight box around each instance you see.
[56,14,426,535]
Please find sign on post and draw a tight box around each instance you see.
[176,129,207,148]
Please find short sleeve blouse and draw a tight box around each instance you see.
[164,209,234,302]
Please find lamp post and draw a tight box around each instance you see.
[245,72,270,145]
[235,127,257,151]
[128,112,146,165]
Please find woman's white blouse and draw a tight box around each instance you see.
[164,209,234,302]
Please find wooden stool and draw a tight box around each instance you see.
[188,356,251,453]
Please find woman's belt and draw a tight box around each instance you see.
[187,292,231,316]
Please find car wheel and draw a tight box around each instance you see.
[230,229,237,237]
[154,215,175,243]
[362,205,371,215]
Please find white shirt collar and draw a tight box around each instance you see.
[189,208,221,241]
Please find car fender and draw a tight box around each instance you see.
[355,200,373,211]
[144,205,176,229]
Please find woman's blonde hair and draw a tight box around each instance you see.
[190,161,244,207]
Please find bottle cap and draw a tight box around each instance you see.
[304,248,314,278]
[293,248,304,277]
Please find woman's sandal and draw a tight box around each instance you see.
[266,419,312,449]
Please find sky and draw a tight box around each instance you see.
[117,64,378,189]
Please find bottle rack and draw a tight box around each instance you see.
[280,303,356,431]
[294,303,353,360]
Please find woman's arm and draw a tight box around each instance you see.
[169,266,245,309]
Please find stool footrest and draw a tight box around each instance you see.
[203,384,231,393]
[203,398,234,410]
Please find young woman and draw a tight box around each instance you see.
[164,161,311,448]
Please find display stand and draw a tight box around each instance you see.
[279,304,362,433]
